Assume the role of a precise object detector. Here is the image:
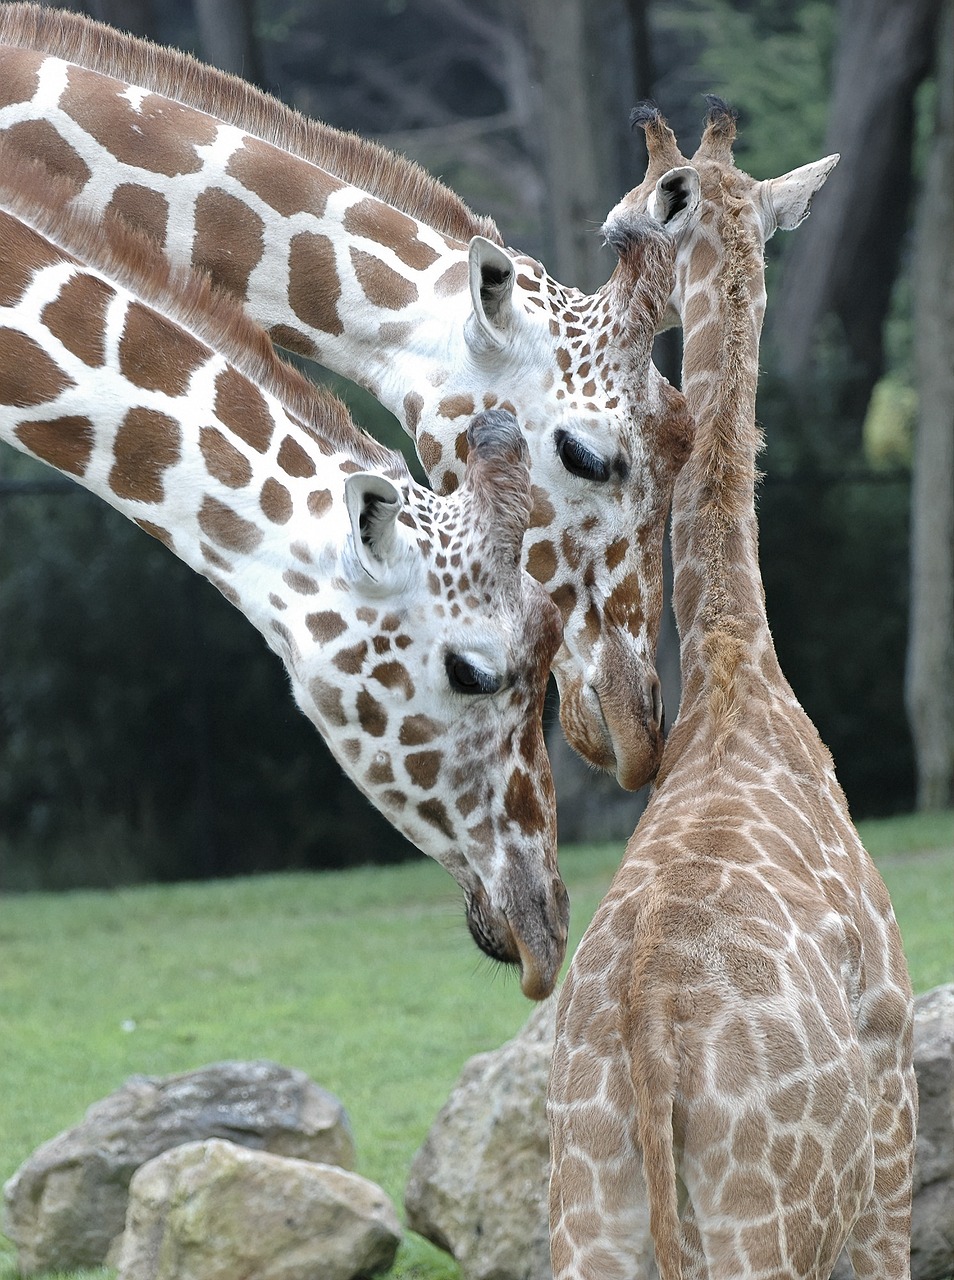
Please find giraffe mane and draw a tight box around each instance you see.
[0,143,403,479]
[0,2,504,248]
[690,182,764,520]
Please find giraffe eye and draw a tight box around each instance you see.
[554,429,611,483]
[445,653,502,696]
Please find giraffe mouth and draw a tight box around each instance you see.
[557,672,665,791]
[465,879,568,1000]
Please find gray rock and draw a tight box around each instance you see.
[910,984,954,1280]
[405,995,556,1280]
[116,1138,401,1280]
[408,985,954,1280]
[3,1060,355,1276]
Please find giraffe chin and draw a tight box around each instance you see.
[558,678,665,792]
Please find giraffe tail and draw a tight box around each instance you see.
[631,995,683,1280]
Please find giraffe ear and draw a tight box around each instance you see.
[466,236,515,351]
[650,166,701,238]
[344,472,404,581]
[762,154,839,233]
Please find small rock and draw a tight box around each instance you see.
[116,1138,401,1280]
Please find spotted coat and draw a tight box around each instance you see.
[0,157,569,1000]
[0,2,693,790]
[548,102,916,1277]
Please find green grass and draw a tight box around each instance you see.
[1,810,951,1279]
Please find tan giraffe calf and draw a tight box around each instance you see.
[548,102,916,1276]
[0,148,570,999]
[0,2,693,792]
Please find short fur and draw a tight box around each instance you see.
[0,139,399,478]
[0,3,502,248]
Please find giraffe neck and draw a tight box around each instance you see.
[0,11,500,434]
[669,194,775,709]
[0,193,401,655]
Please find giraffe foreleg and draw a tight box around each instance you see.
[844,1064,917,1280]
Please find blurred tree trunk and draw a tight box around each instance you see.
[906,0,954,811]
[194,0,266,89]
[767,0,941,441]
[521,0,631,292]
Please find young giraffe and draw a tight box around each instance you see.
[0,149,570,1000]
[548,102,916,1277]
[0,2,693,792]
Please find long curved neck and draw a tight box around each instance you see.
[669,195,775,709]
[0,207,378,652]
[0,23,487,428]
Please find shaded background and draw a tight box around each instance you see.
[1,0,950,889]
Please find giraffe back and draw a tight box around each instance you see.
[0,152,568,999]
[0,2,694,794]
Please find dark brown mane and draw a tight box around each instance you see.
[0,2,503,248]
[0,141,403,478]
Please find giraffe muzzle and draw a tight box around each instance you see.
[558,668,665,792]
[465,877,569,1001]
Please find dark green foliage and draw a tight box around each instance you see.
[757,376,915,818]
[0,457,415,892]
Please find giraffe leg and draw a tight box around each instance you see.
[844,1070,917,1280]
[549,1038,657,1280]
[548,1133,657,1280]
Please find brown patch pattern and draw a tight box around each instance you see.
[213,366,274,453]
[109,407,181,503]
[350,247,418,310]
[260,477,293,524]
[277,434,316,478]
[105,183,170,244]
[288,232,343,334]
[228,134,339,218]
[192,189,265,299]
[14,414,94,476]
[63,65,216,174]
[119,301,209,395]
[42,272,111,368]
[197,494,264,553]
[199,426,252,488]
[344,198,440,270]
[0,329,73,405]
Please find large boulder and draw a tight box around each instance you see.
[405,995,556,1280]
[407,985,954,1280]
[3,1060,355,1276]
[115,1138,401,1280]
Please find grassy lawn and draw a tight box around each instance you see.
[0,808,951,1279]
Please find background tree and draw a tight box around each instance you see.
[906,0,954,810]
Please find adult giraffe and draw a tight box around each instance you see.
[0,2,693,791]
[0,148,570,999]
[548,101,916,1276]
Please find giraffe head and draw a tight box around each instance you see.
[605,98,839,339]
[425,218,694,791]
[299,409,567,999]
[0,4,693,792]
[0,159,568,997]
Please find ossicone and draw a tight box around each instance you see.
[602,212,677,337]
[464,409,532,557]
[696,94,738,163]
[467,408,528,467]
[630,99,686,179]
